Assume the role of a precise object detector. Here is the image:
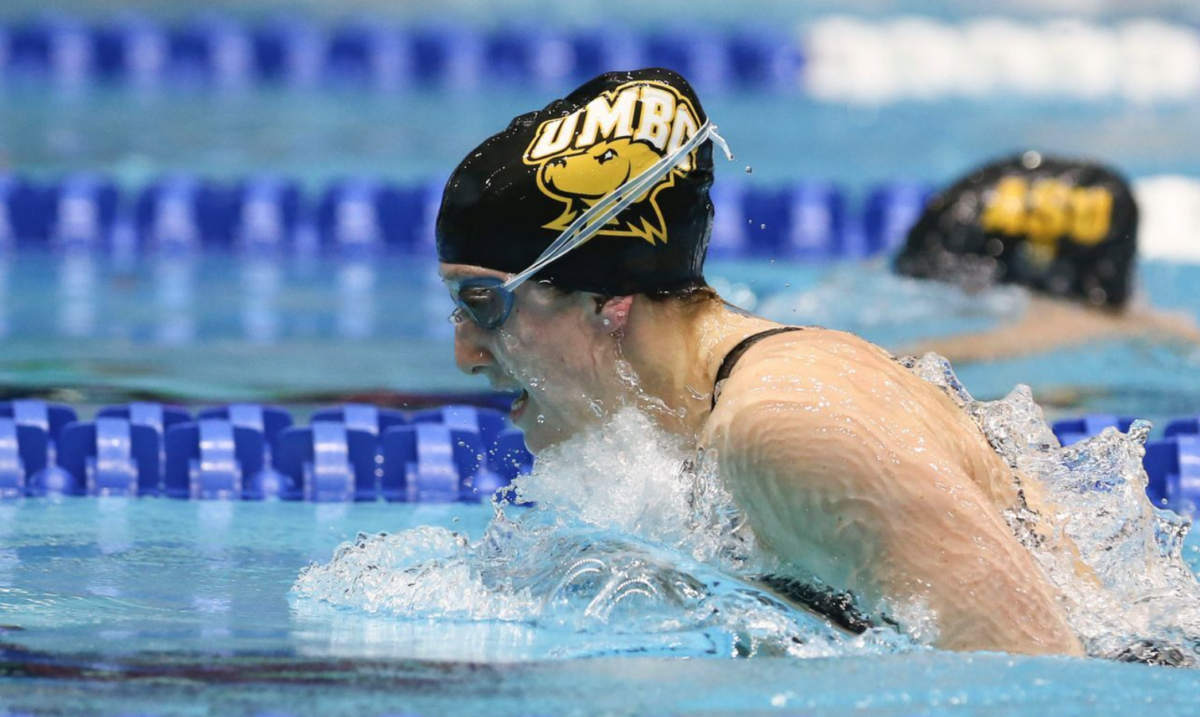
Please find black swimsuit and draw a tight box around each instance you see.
[711,327,889,635]
[711,327,807,410]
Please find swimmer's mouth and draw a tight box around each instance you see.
[510,389,529,419]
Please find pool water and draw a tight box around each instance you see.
[3,252,1200,426]
[5,7,1200,715]
[1,497,1199,717]
[6,86,1200,187]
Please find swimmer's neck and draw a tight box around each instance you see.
[617,297,780,440]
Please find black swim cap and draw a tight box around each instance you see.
[436,68,715,295]
[894,153,1137,308]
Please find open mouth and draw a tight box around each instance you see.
[510,389,530,420]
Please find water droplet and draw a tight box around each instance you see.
[759,223,766,230]
[536,414,546,424]
[744,166,754,174]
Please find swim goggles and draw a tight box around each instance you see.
[450,120,733,330]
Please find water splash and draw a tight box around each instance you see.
[758,267,1028,346]
[294,409,914,659]
[295,356,1199,663]
[905,352,1200,663]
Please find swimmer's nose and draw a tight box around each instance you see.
[454,321,494,376]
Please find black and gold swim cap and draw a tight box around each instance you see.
[436,68,715,296]
[894,153,1137,308]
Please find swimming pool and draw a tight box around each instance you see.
[3,251,1200,424]
[4,250,1200,715]
[6,5,1200,716]
[1,472,1199,716]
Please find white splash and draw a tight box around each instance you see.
[906,352,1200,663]
[293,408,913,660]
[295,358,1200,664]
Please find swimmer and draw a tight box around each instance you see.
[893,153,1200,363]
[437,69,1083,656]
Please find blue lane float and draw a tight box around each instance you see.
[0,399,532,503]
[58,418,160,497]
[862,182,935,258]
[0,15,804,93]
[3,172,923,260]
[0,400,79,496]
[2,400,1198,512]
[1144,436,1200,511]
[1051,415,1137,447]
[276,422,377,502]
[198,403,294,443]
[165,419,271,500]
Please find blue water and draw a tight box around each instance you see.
[1,498,1198,716]
[5,5,1200,715]
[5,87,1200,188]
[3,253,1200,428]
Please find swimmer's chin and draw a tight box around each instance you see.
[509,391,554,454]
[517,424,558,455]
[513,409,573,456]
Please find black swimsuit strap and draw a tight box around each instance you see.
[712,327,805,410]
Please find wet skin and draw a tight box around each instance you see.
[440,262,1084,656]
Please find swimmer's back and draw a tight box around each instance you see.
[701,327,1083,655]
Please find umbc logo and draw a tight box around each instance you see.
[523,80,702,246]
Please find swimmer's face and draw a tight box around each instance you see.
[440,263,623,453]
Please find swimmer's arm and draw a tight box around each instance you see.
[716,400,1083,656]
[897,296,1200,364]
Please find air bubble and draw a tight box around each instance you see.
[744,166,754,174]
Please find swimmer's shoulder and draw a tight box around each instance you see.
[704,324,948,455]
[712,326,898,411]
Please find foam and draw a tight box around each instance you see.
[296,361,1200,661]
[293,408,915,659]
[907,353,1200,660]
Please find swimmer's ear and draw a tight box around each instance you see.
[594,295,634,334]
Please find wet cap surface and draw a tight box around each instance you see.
[894,153,1137,308]
[437,68,715,295]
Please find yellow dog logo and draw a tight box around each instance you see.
[523,80,702,245]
